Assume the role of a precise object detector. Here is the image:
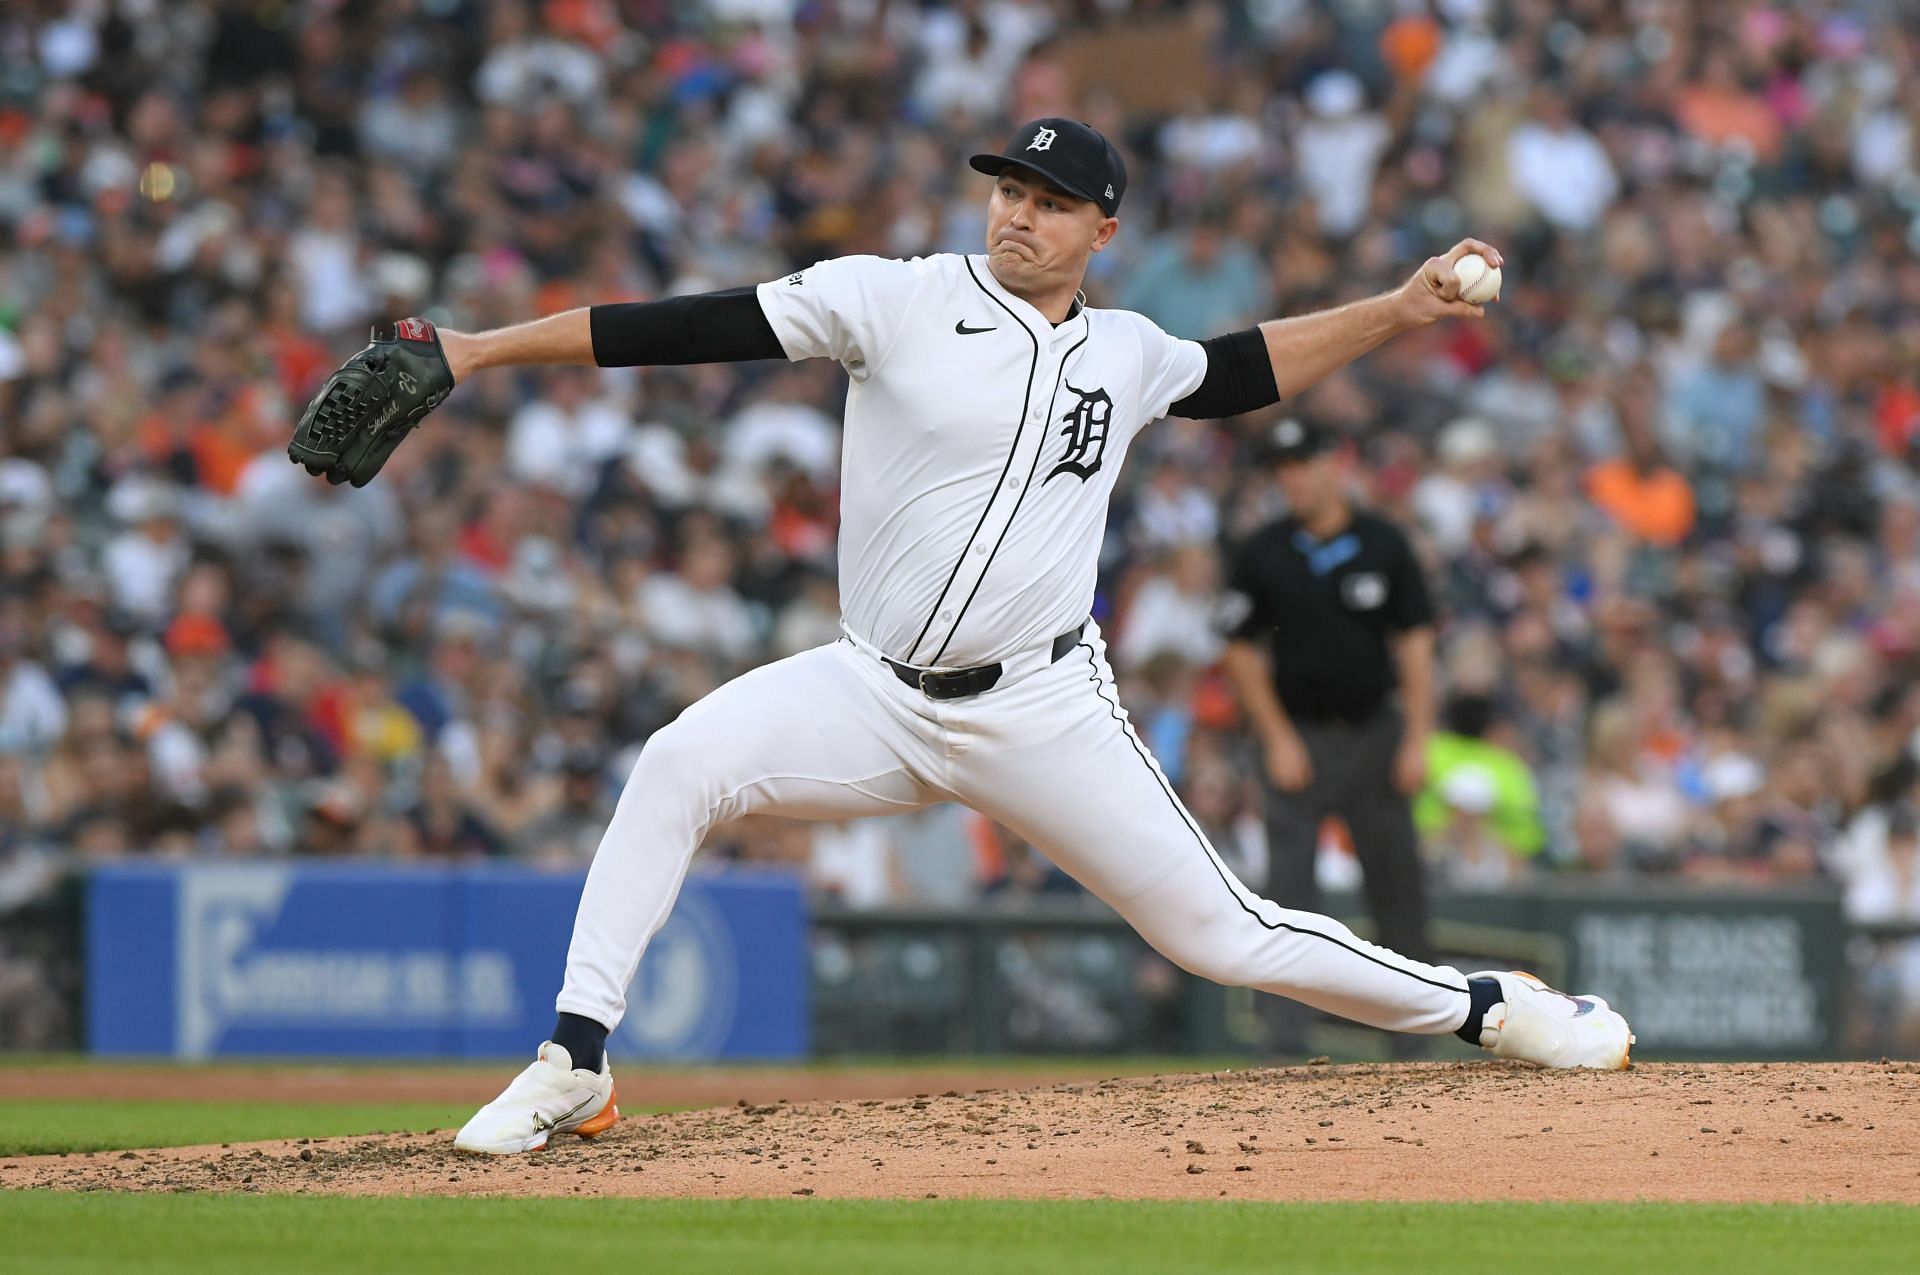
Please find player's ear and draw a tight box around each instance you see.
[1090,215,1119,253]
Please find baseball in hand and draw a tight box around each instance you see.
[1452,252,1503,305]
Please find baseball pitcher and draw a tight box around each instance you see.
[290,119,1632,1155]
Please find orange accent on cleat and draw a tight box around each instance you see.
[574,1084,619,1138]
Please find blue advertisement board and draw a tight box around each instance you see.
[86,863,808,1060]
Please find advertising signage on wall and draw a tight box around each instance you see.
[1377,884,1845,1060]
[1564,901,1836,1056]
[86,863,808,1061]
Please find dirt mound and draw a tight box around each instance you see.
[7,1062,1918,1203]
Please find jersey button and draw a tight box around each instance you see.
[1007,477,1021,489]
[941,610,953,622]
[974,544,987,555]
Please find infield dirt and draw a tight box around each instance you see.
[6,1061,1917,1203]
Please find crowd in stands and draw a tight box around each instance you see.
[4,1,1920,1035]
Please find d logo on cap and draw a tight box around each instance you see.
[1028,127,1057,152]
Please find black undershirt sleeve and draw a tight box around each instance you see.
[1168,327,1281,420]
[589,286,786,367]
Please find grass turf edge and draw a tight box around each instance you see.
[0,1195,1914,1275]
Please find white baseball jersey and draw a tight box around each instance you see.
[755,253,1207,668]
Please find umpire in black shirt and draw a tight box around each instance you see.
[1222,418,1438,1056]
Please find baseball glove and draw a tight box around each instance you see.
[288,317,454,487]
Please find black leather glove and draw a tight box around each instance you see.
[288,318,454,487]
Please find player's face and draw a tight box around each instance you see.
[985,169,1118,296]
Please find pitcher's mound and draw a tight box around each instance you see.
[7,1061,1917,1203]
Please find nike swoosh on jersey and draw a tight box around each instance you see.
[954,320,996,335]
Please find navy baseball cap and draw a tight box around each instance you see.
[1263,418,1331,464]
[970,118,1127,217]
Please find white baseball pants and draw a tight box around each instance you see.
[557,622,1473,1036]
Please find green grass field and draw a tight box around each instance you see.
[3,1077,1914,1274]
[2,1195,1914,1275]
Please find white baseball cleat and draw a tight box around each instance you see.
[1470,970,1634,1070]
[453,1041,619,1154]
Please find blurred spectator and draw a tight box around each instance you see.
[1587,414,1697,548]
[1675,48,1785,165]
[1292,70,1391,239]
[639,532,756,663]
[1506,87,1617,232]
[1838,801,1920,1052]
[235,460,403,625]
[518,748,613,867]
[915,7,1043,123]
[1412,417,1505,559]
[1415,693,1544,885]
[397,754,506,860]
[507,366,633,497]
[1668,323,1766,474]
[1115,543,1221,673]
[0,626,65,759]
[809,819,899,909]
[1578,702,1690,874]
[882,805,987,908]
[1116,212,1272,340]
[101,480,190,625]
[1841,803,1920,926]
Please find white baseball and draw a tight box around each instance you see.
[1452,252,1502,305]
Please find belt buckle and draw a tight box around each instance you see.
[917,669,943,697]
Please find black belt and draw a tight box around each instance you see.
[884,623,1087,700]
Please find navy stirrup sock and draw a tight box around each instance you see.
[1455,976,1503,1045]
[552,1012,609,1073]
